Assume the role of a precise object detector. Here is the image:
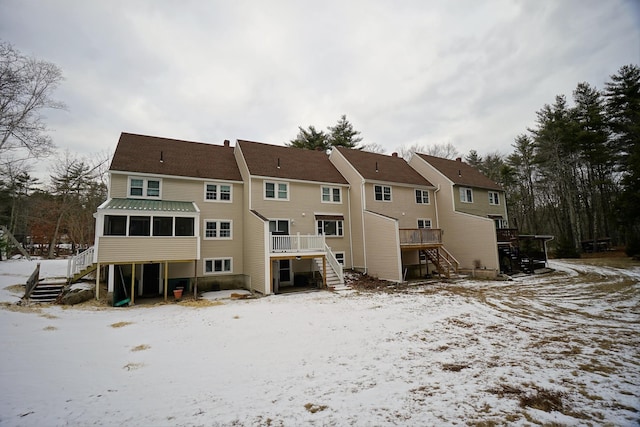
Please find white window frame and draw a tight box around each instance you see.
[334,251,345,266]
[203,219,233,240]
[417,218,432,229]
[321,186,342,203]
[128,177,162,199]
[204,182,232,203]
[316,219,344,237]
[460,187,473,203]
[264,181,289,201]
[415,189,430,205]
[374,185,392,202]
[204,257,233,275]
[488,191,500,205]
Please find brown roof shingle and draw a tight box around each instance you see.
[335,147,433,187]
[237,140,348,184]
[415,153,503,191]
[109,133,242,181]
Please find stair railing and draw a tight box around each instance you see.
[324,244,344,284]
[67,247,95,278]
[23,263,40,299]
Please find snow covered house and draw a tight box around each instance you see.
[81,132,516,304]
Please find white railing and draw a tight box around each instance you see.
[67,247,95,278]
[270,234,325,253]
[324,244,344,284]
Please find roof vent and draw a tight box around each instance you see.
[392,152,398,157]
[277,158,281,169]
[456,157,462,162]
[224,140,230,147]
[160,151,164,163]
[375,161,379,173]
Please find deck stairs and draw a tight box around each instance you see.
[67,247,97,284]
[313,247,347,290]
[422,246,459,279]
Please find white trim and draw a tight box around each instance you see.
[334,251,345,266]
[204,182,233,203]
[373,184,392,202]
[417,218,432,229]
[203,257,233,275]
[203,219,233,240]
[128,176,162,199]
[488,191,500,205]
[320,185,342,204]
[264,180,290,201]
[415,188,430,205]
[111,170,242,184]
[459,186,474,203]
[251,174,349,188]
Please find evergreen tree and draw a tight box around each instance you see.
[327,114,362,148]
[287,125,330,151]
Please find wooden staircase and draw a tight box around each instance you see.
[67,247,97,284]
[422,247,459,278]
[68,263,97,284]
[313,257,347,290]
[29,282,66,303]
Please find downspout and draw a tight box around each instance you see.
[434,185,440,229]
[347,185,354,269]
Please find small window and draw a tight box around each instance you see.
[204,258,233,274]
[204,220,232,239]
[334,252,345,266]
[153,217,173,236]
[321,186,341,203]
[104,215,127,236]
[128,177,161,199]
[317,220,344,236]
[460,187,473,203]
[489,191,500,205]
[374,185,391,201]
[205,183,232,202]
[175,217,194,236]
[265,181,288,200]
[415,189,430,204]
[417,219,432,229]
[129,216,151,236]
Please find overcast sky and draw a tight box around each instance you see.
[1,0,639,179]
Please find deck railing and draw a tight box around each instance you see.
[325,243,344,284]
[270,234,326,253]
[496,228,519,242]
[399,228,442,246]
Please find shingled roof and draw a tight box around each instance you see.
[335,147,433,187]
[110,133,242,181]
[415,153,503,191]
[237,140,348,184]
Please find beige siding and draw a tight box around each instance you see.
[109,174,128,198]
[97,237,198,263]
[363,211,402,282]
[329,150,365,269]
[244,211,268,293]
[409,156,499,274]
[364,183,437,229]
[453,186,508,218]
[251,178,352,267]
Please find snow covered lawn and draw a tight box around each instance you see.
[1,258,638,426]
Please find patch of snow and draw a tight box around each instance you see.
[201,289,252,300]
[0,258,638,426]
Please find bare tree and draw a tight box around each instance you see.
[398,142,459,159]
[360,142,386,154]
[0,41,65,159]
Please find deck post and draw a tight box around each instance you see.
[130,263,135,305]
[96,263,100,300]
[164,261,168,302]
[322,256,327,288]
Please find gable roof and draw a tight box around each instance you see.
[110,133,242,181]
[415,153,503,191]
[335,147,433,187]
[237,140,348,184]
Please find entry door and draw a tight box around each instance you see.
[142,263,161,296]
[269,220,289,234]
[279,260,291,286]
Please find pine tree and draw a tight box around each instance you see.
[287,126,330,151]
[327,115,362,149]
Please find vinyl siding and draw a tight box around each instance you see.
[245,211,268,294]
[329,150,365,269]
[363,211,402,282]
[364,183,437,229]
[453,186,508,218]
[409,156,499,273]
[97,237,198,263]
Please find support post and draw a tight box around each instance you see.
[322,256,327,288]
[164,261,168,302]
[130,263,135,305]
[96,263,100,300]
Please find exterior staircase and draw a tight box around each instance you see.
[422,247,459,278]
[67,247,96,284]
[29,281,66,303]
[313,249,347,290]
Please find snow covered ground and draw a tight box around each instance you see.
[0,258,638,426]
